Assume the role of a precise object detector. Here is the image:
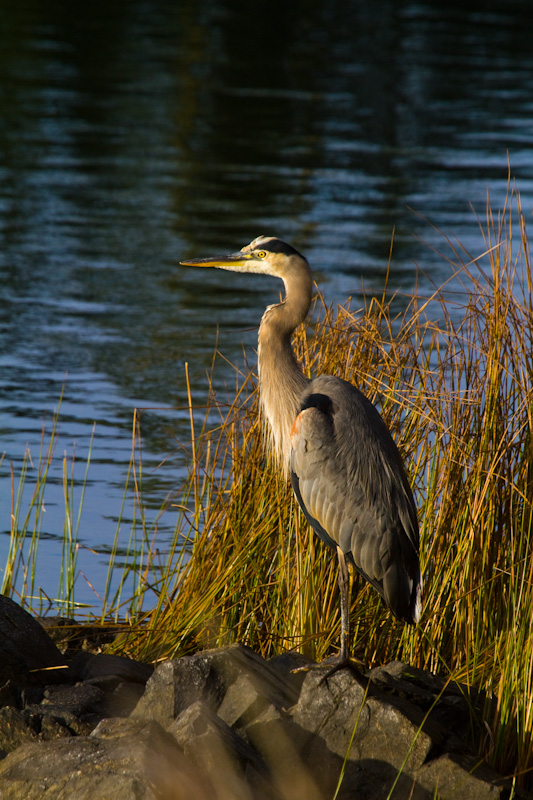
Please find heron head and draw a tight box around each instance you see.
[179,235,309,279]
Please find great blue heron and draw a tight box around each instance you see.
[180,236,422,664]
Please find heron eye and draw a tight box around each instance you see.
[256,250,267,259]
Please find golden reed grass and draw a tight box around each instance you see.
[116,184,532,788]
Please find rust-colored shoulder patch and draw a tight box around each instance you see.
[291,407,320,446]
[290,409,306,445]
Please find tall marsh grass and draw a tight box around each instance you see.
[2,392,95,615]
[126,186,533,787]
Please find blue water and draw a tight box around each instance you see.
[1,0,532,613]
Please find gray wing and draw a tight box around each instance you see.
[290,375,422,624]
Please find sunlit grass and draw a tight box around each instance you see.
[123,183,532,787]
[2,183,532,789]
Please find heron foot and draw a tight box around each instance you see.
[316,654,364,685]
[291,653,364,683]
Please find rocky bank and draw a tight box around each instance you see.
[0,595,527,799]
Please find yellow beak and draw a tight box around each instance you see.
[179,252,251,268]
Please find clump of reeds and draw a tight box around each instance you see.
[120,184,532,788]
[2,390,94,616]
[3,183,532,788]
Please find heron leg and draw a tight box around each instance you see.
[309,548,360,682]
[337,546,352,662]
[291,546,361,678]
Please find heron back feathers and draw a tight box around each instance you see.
[290,375,422,624]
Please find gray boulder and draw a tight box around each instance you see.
[69,650,153,684]
[170,699,276,799]
[0,718,209,800]
[0,596,65,685]
[132,642,298,728]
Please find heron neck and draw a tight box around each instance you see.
[257,271,312,471]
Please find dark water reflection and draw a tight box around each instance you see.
[1,0,532,609]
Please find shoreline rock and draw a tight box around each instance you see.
[0,596,526,799]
